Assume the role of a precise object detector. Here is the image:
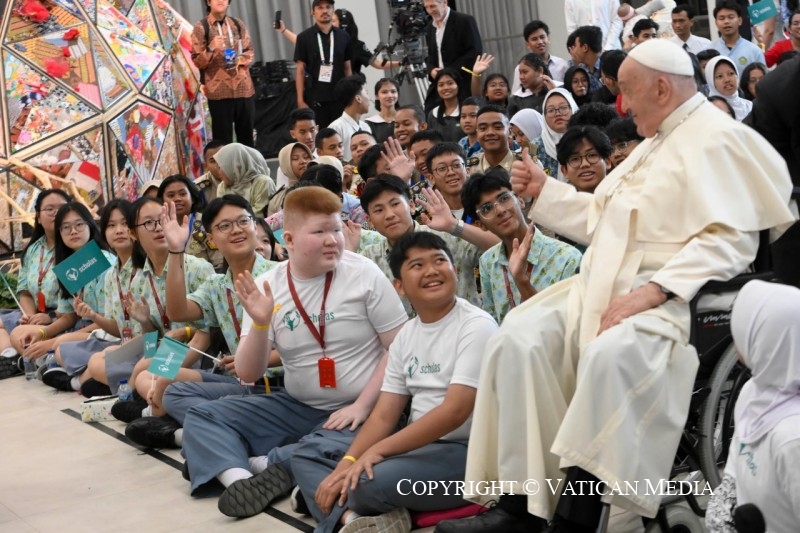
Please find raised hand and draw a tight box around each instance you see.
[508,222,535,283]
[417,187,457,233]
[342,220,362,252]
[124,293,151,326]
[510,147,547,199]
[234,271,274,328]
[161,201,190,252]
[381,138,415,180]
[472,53,495,76]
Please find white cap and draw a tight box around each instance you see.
[314,156,344,178]
[628,39,693,77]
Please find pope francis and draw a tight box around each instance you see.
[435,39,798,533]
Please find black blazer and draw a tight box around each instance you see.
[425,9,483,100]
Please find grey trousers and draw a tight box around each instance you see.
[292,435,469,533]
[161,373,246,425]
[182,391,332,493]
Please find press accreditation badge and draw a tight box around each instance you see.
[318,64,333,83]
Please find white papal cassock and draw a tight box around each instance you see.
[464,93,797,518]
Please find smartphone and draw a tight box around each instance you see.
[274,10,282,29]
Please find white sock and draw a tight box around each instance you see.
[141,405,152,417]
[248,455,269,474]
[69,377,81,391]
[217,467,253,488]
[344,511,361,524]
[173,428,183,447]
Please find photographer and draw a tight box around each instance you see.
[423,0,483,110]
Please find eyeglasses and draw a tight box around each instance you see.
[214,215,254,234]
[566,151,602,168]
[134,219,163,232]
[612,141,635,153]
[545,105,572,116]
[59,221,88,234]
[477,191,516,218]
[40,205,66,216]
[432,161,465,176]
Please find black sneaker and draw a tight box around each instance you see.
[217,463,292,518]
[434,506,546,533]
[111,398,148,423]
[80,378,111,397]
[125,416,181,449]
[0,353,22,380]
[290,486,310,516]
[42,367,76,391]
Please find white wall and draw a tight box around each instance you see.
[334,0,385,117]
[536,0,570,59]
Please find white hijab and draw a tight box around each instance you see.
[731,280,800,445]
[510,108,544,146]
[540,88,579,161]
[705,56,752,122]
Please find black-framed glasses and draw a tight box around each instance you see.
[214,215,254,234]
[59,221,89,234]
[432,161,465,176]
[566,152,602,168]
[477,191,516,218]
[545,105,572,116]
[135,219,163,232]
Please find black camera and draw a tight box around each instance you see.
[391,0,428,40]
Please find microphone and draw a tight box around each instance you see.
[733,504,766,533]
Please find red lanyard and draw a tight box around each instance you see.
[37,245,55,312]
[501,264,533,310]
[115,267,135,321]
[286,264,334,353]
[225,288,241,339]
[147,271,170,330]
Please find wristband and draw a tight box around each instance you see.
[342,455,357,463]
[251,322,270,331]
[169,250,185,254]
[185,326,193,340]
[451,219,464,238]
[39,327,47,340]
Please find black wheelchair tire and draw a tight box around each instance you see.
[643,504,704,533]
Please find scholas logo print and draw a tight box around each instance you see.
[407,356,419,378]
[283,310,301,331]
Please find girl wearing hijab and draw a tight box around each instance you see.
[706,280,800,532]
[705,56,752,121]
[533,88,579,180]
[210,143,275,215]
[509,108,544,153]
[563,65,593,107]
[267,142,313,216]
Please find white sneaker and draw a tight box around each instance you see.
[0,347,18,358]
[341,508,412,533]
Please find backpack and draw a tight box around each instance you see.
[198,17,243,85]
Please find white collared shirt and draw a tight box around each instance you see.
[669,34,712,55]
[435,7,451,69]
[329,112,372,161]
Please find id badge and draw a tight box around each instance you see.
[37,292,46,313]
[121,326,133,343]
[318,356,336,388]
[318,64,333,83]
[223,48,237,69]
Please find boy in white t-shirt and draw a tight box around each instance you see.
[291,231,498,533]
[180,187,408,518]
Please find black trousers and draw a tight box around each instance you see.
[308,99,344,129]
[207,96,255,147]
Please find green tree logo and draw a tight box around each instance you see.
[282,310,301,331]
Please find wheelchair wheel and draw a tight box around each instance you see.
[643,505,704,533]
[697,343,750,488]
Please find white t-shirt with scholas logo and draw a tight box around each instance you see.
[242,251,408,411]
[382,298,498,443]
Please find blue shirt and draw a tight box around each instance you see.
[458,136,482,158]
[709,37,766,73]
[479,230,582,324]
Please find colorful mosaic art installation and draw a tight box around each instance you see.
[0,0,210,254]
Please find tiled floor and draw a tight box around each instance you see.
[0,374,706,533]
[0,375,317,533]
